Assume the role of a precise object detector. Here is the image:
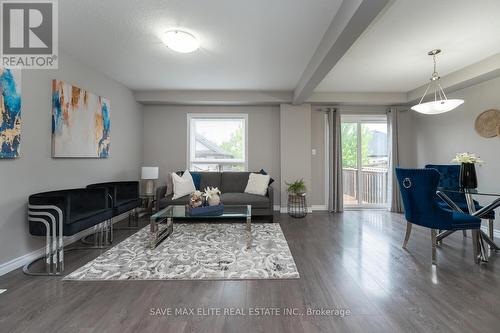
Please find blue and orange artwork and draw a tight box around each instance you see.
[0,68,22,159]
[52,80,110,157]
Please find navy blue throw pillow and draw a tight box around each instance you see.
[177,170,202,190]
[259,169,274,185]
[191,172,202,190]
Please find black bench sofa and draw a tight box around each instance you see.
[87,181,140,221]
[27,188,113,275]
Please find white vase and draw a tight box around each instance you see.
[208,195,220,206]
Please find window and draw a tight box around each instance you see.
[341,115,388,208]
[188,114,248,171]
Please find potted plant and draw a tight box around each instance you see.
[286,179,307,218]
[451,153,483,189]
[286,179,307,195]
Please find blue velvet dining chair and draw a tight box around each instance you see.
[425,164,496,241]
[396,168,481,264]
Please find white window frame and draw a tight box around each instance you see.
[187,113,248,171]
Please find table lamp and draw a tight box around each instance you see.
[141,167,159,195]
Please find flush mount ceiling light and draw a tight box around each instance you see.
[411,49,464,115]
[161,30,199,53]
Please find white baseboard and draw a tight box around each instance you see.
[0,212,130,277]
[311,205,328,211]
[278,205,327,213]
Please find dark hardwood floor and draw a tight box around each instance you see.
[1,211,499,333]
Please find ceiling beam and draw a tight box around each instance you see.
[307,92,406,105]
[135,52,500,107]
[407,52,500,102]
[292,0,390,104]
[134,90,293,106]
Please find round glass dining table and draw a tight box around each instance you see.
[436,187,500,262]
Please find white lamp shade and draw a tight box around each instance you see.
[141,167,159,180]
[411,99,464,115]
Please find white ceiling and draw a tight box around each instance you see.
[315,0,500,93]
[60,0,341,91]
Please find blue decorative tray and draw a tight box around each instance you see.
[187,204,224,216]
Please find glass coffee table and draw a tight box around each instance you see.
[149,205,252,249]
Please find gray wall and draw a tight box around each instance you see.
[415,76,500,229]
[311,110,326,206]
[0,52,143,266]
[280,104,312,207]
[397,109,418,168]
[142,105,281,204]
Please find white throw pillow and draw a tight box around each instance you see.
[244,173,271,196]
[171,170,196,199]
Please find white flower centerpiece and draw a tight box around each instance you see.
[451,152,483,164]
[451,152,483,189]
[203,187,222,206]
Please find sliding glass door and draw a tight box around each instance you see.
[341,115,388,208]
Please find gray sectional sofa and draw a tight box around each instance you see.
[155,171,274,221]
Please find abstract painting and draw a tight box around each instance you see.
[52,80,110,158]
[0,68,22,159]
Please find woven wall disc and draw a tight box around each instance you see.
[474,109,500,138]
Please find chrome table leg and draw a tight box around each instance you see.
[465,192,487,262]
[472,229,480,264]
[246,216,252,250]
[488,219,495,250]
[402,222,412,249]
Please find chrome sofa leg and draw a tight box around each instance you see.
[59,221,64,272]
[26,205,64,276]
[114,208,141,231]
[105,220,110,245]
[489,219,494,249]
[93,225,98,246]
[103,221,107,246]
[26,206,115,276]
[100,223,104,246]
[80,220,114,247]
[23,217,53,275]
[110,219,114,243]
[431,229,437,265]
[402,222,412,249]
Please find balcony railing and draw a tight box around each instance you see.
[343,167,388,205]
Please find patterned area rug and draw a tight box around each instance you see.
[64,223,299,281]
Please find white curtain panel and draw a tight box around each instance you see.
[328,109,343,212]
[387,107,403,213]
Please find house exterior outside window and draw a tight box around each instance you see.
[188,114,248,171]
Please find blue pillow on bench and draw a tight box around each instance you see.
[191,172,202,190]
[259,169,274,185]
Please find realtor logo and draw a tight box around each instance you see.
[0,0,58,69]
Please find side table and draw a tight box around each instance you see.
[138,194,156,218]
